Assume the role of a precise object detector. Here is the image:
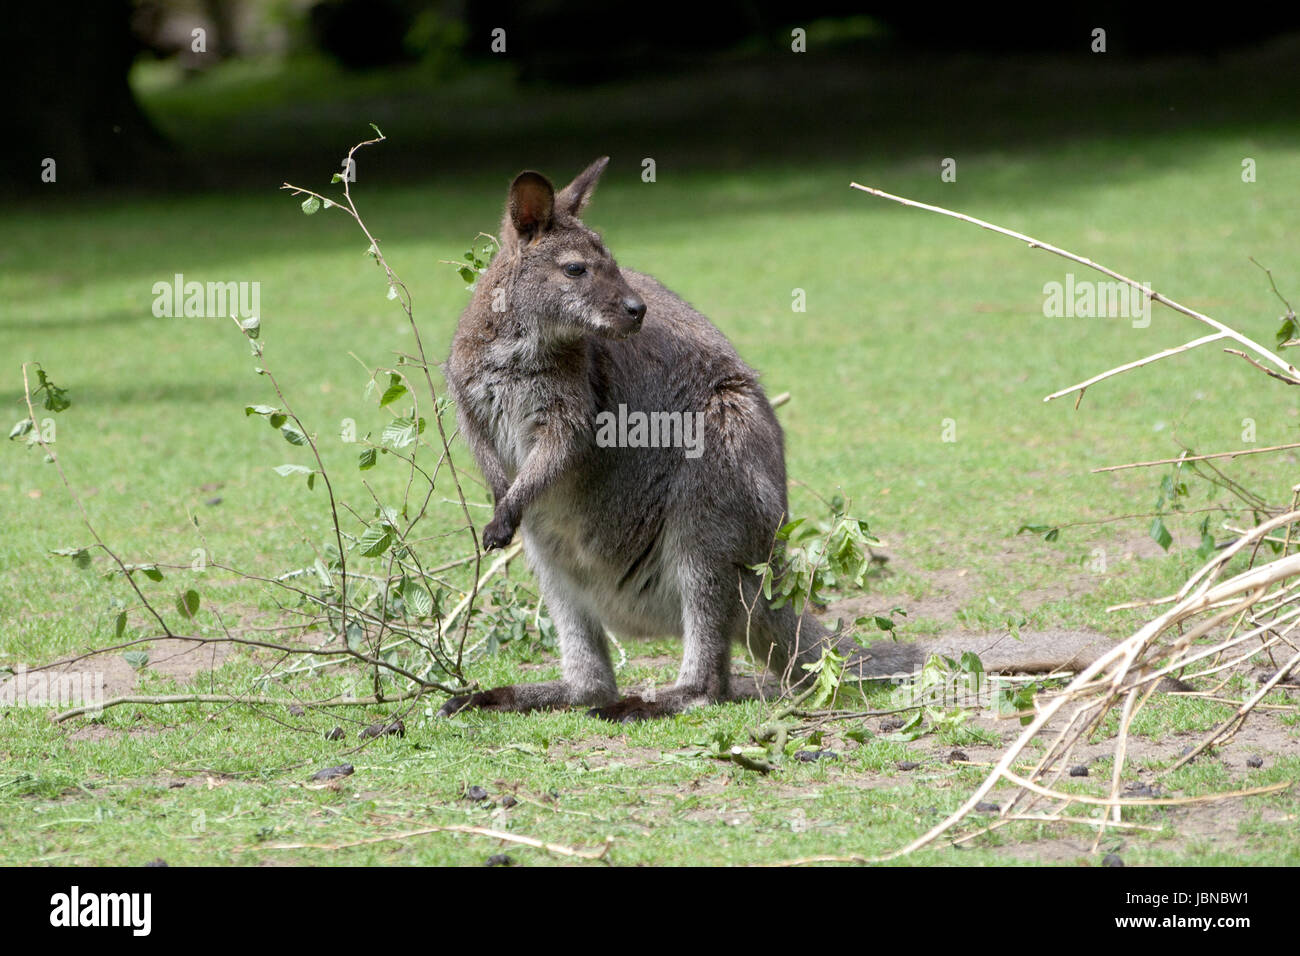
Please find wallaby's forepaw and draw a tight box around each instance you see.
[481,513,517,551]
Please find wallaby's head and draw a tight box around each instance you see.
[499,157,646,341]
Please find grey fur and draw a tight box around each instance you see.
[439,159,950,719]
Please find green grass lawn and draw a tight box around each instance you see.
[1,45,1298,865]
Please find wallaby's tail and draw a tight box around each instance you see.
[744,599,927,687]
[748,597,1120,686]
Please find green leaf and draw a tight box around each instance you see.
[776,518,805,540]
[245,405,278,417]
[37,371,71,412]
[801,647,846,710]
[358,447,377,470]
[240,316,261,339]
[401,579,433,618]
[369,123,384,138]
[114,610,127,640]
[176,589,200,619]
[273,464,313,477]
[1150,516,1173,552]
[378,377,407,407]
[345,622,365,653]
[381,416,423,449]
[358,527,393,557]
[281,424,308,446]
[313,558,332,589]
[1277,315,1297,348]
[109,562,164,581]
[123,651,149,670]
[458,266,475,283]
[268,413,287,429]
[997,682,1040,725]
[51,547,91,569]
[331,172,343,183]
[302,196,322,215]
[1195,515,1217,561]
[8,418,33,440]
[884,709,926,742]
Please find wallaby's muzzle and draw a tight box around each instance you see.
[615,294,647,337]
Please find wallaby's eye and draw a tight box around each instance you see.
[563,263,586,277]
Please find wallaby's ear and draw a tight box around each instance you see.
[508,171,555,238]
[556,156,610,218]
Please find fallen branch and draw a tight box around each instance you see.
[845,185,1300,860]
[251,825,613,861]
[53,691,422,723]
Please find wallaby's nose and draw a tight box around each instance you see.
[623,296,647,322]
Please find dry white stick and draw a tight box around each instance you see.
[1173,511,1300,605]
[1094,440,1300,473]
[885,544,1296,857]
[255,824,612,860]
[846,185,1300,859]
[1045,333,1229,403]
[1168,646,1300,772]
[953,814,1164,845]
[1000,772,1290,808]
[1108,688,1143,825]
[848,184,1300,387]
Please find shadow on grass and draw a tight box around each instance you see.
[0,309,159,334]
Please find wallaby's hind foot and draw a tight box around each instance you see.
[586,685,724,722]
[586,695,663,723]
[436,679,616,717]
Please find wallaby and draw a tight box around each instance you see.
[439,158,1116,720]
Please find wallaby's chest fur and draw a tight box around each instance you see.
[449,266,783,637]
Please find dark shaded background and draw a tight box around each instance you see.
[6,1,1300,196]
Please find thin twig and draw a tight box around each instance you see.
[1092,441,1300,473]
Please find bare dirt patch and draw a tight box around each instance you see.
[831,564,978,626]
[1,638,233,726]
[66,638,230,700]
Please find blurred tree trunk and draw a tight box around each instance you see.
[4,0,178,193]
[202,0,239,60]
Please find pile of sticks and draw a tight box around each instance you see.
[848,185,1298,859]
